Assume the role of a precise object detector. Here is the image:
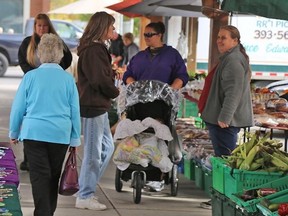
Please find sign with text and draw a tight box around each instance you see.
[197,16,288,66]
[232,16,288,65]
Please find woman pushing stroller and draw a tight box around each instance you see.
[123,21,188,90]
[116,21,188,193]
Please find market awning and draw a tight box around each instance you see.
[107,0,204,17]
[221,0,288,20]
[48,0,121,15]
[106,0,142,17]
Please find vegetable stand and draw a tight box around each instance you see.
[268,127,288,152]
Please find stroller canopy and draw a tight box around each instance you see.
[119,80,183,123]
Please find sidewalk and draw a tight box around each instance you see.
[13,142,212,216]
[0,67,210,215]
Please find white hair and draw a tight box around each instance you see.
[37,33,64,64]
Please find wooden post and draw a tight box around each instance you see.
[201,0,229,71]
[208,16,228,71]
[187,17,198,74]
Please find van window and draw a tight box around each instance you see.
[53,22,81,39]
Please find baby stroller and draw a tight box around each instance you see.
[113,80,183,204]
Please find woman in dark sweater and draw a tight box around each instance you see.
[75,11,119,211]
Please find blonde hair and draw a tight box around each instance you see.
[37,33,64,64]
[27,13,58,67]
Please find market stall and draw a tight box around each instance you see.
[179,81,288,215]
[0,142,22,216]
[252,87,288,152]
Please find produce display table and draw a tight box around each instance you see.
[0,184,22,216]
[268,126,288,152]
[256,126,288,152]
[0,142,22,216]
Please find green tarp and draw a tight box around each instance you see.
[222,0,288,21]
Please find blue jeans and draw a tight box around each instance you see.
[205,122,240,157]
[78,113,115,199]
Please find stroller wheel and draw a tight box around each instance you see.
[170,164,178,196]
[133,172,142,204]
[115,168,123,192]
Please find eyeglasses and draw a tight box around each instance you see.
[143,32,159,38]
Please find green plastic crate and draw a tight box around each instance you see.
[203,166,212,197]
[223,196,237,216]
[211,157,227,194]
[184,159,195,181]
[212,188,224,216]
[194,116,206,129]
[177,100,199,118]
[211,188,259,216]
[224,166,285,199]
[211,157,285,198]
[230,176,288,213]
[257,192,288,216]
[195,162,204,189]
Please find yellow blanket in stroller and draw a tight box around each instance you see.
[113,118,173,172]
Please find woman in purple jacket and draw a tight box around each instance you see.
[123,22,188,90]
[122,22,188,192]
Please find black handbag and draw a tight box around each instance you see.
[59,147,79,196]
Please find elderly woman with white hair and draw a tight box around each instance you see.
[9,33,81,216]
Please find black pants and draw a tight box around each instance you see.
[24,140,69,216]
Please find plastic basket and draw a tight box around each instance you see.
[257,192,288,216]
[211,157,227,194]
[177,100,199,118]
[195,162,204,189]
[224,165,284,199]
[230,176,288,213]
[211,187,259,216]
[184,159,195,180]
[211,157,285,198]
[194,116,206,129]
[211,188,224,216]
[203,166,212,197]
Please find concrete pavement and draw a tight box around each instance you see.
[1,66,212,216]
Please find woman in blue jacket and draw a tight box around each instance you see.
[9,33,81,216]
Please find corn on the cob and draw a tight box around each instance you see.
[270,155,288,171]
[239,145,259,170]
[249,162,262,171]
[273,150,288,164]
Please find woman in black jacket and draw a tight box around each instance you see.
[18,13,72,74]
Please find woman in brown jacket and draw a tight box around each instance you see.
[75,11,119,211]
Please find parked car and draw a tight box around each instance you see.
[0,18,83,76]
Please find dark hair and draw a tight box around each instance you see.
[146,22,165,41]
[123,32,134,42]
[220,25,251,79]
[78,11,115,54]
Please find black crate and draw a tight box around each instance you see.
[212,188,224,216]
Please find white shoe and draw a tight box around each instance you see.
[75,196,107,210]
[145,180,164,192]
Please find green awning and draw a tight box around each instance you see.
[222,0,288,20]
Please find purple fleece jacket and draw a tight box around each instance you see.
[123,44,188,86]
